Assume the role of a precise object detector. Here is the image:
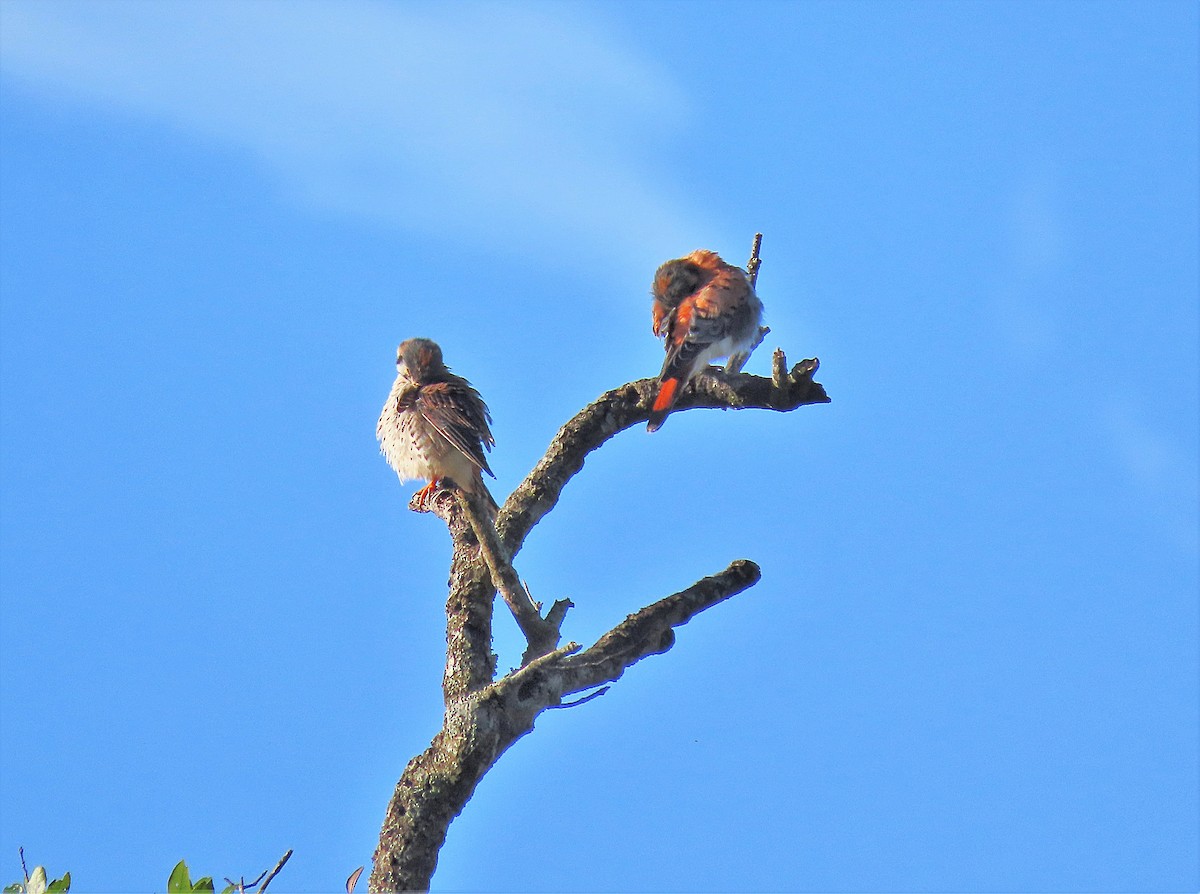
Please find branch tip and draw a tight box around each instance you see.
[518,640,581,676]
[730,558,762,584]
[544,597,574,629]
[792,357,820,380]
[747,232,764,287]
[549,685,611,710]
[258,849,293,894]
[771,348,787,387]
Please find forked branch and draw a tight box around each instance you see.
[496,559,763,707]
[372,234,830,891]
[370,559,763,893]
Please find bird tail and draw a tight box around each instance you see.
[649,327,708,433]
[472,473,500,522]
[647,376,683,433]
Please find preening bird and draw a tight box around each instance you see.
[376,338,498,515]
[648,249,764,432]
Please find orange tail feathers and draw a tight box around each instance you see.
[647,377,681,433]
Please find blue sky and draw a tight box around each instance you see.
[1,1,1196,892]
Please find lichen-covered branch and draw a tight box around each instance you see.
[369,561,761,892]
[372,339,830,892]
[371,694,513,892]
[497,352,828,556]
[461,493,568,663]
[495,560,762,707]
[414,489,495,701]
[559,559,761,694]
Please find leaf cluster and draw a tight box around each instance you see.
[3,865,70,894]
[167,860,224,894]
[6,856,292,894]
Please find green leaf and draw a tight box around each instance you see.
[192,878,214,894]
[46,874,70,894]
[220,886,236,894]
[3,883,24,894]
[167,861,192,894]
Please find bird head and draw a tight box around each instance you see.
[652,255,712,309]
[396,338,446,384]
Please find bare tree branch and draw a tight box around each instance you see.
[492,560,761,708]
[548,685,611,709]
[372,717,495,892]
[258,850,293,894]
[497,353,828,557]
[416,489,496,701]
[414,487,570,676]
[560,559,761,694]
[371,235,829,894]
[742,233,771,363]
[747,232,764,287]
[460,492,569,664]
[369,561,761,892]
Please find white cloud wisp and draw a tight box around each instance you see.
[0,0,705,264]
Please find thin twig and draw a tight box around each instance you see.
[462,494,540,625]
[460,491,566,664]
[742,233,770,364]
[19,847,28,884]
[747,232,764,286]
[548,686,611,709]
[502,641,583,688]
[257,849,293,894]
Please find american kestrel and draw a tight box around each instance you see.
[377,338,498,514]
[647,249,764,432]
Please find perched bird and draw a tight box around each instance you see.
[377,338,498,515]
[648,249,764,432]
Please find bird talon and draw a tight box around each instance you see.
[413,478,441,511]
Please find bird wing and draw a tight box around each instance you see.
[651,298,672,338]
[415,379,496,478]
[658,270,754,379]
